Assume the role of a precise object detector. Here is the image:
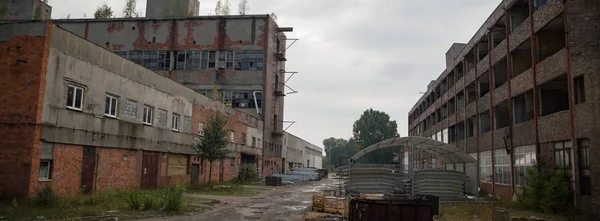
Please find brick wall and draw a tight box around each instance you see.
[95,148,141,192]
[0,23,51,199]
[32,144,82,196]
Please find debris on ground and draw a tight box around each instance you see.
[302,212,347,221]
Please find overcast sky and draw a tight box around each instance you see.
[49,0,500,148]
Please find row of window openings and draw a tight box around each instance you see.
[471,139,590,195]
[67,84,185,132]
[413,74,585,135]
[197,90,262,109]
[226,131,261,148]
[411,7,562,123]
[116,50,264,71]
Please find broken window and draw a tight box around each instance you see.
[467,116,476,138]
[479,150,493,183]
[235,50,264,70]
[509,0,529,32]
[491,14,507,48]
[514,145,536,186]
[466,49,476,72]
[574,75,585,104]
[201,51,217,70]
[456,61,464,81]
[39,142,54,180]
[554,140,572,170]
[493,58,508,88]
[478,71,490,97]
[477,37,489,62]
[448,71,456,88]
[448,98,456,116]
[536,15,566,63]
[479,110,491,134]
[539,74,569,116]
[512,90,534,124]
[174,50,201,70]
[441,103,448,119]
[127,51,170,70]
[511,40,533,78]
[494,149,512,185]
[494,100,510,129]
[218,51,235,70]
[578,139,591,195]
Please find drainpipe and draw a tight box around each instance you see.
[527,0,541,172]
[504,8,516,197]
[562,0,578,209]
[487,47,496,196]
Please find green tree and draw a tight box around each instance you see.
[123,0,138,18]
[352,108,399,150]
[193,111,231,186]
[323,137,359,168]
[94,3,113,19]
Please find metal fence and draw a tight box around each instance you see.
[412,170,469,201]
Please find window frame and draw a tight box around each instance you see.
[104,94,119,118]
[198,122,205,136]
[230,131,235,143]
[171,113,180,132]
[66,84,84,111]
[241,133,246,145]
[39,160,53,180]
[578,138,591,195]
[143,105,154,125]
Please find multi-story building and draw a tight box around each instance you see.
[283,132,323,173]
[0,21,266,198]
[407,0,599,215]
[1,0,295,177]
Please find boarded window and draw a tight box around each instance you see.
[167,154,188,176]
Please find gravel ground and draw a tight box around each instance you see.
[142,178,340,221]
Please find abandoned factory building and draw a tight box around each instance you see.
[0,0,321,199]
[407,0,599,216]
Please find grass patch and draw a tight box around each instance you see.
[437,201,577,221]
[0,184,214,221]
[187,183,260,196]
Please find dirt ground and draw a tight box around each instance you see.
[143,178,340,221]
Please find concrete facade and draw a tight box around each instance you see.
[47,15,290,177]
[0,0,51,20]
[407,0,600,216]
[0,21,265,198]
[283,132,323,174]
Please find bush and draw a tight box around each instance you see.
[517,166,573,213]
[126,189,144,210]
[35,184,57,207]
[160,183,186,212]
[235,164,260,184]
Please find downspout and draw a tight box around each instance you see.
[527,0,541,172]
[488,30,496,196]
[563,0,578,209]
[505,8,516,197]
[261,16,270,178]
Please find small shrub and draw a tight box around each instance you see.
[126,189,144,210]
[160,183,186,212]
[35,184,57,207]
[517,165,573,213]
[142,194,155,210]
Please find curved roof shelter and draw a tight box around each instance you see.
[349,136,477,164]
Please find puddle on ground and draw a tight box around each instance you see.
[283,205,308,211]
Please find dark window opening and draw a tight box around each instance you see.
[466,49,476,73]
[578,138,591,195]
[441,79,447,94]
[435,108,441,124]
[441,103,448,119]
[448,71,456,88]
[456,121,465,141]
[448,98,456,116]
[448,125,456,143]
[510,40,532,79]
[478,71,490,97]
[467,117,476,138]
[491,16,507,48]
[494,100,510,129]
[479,110,491,134]
[512,90,534,124]
[509,0,530,32]
[466,82,477,105]
[536,15,566,63]
[574,75,585,104]
[539,74,569,116]
[477,38,489,62]
[493,58,508,88]
[456,61,464,81]
[456,91,465,111]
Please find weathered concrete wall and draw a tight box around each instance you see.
[146,0,199,18]
[0,22,51,199]
[0,0,51,20]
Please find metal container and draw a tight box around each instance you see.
[348,198,434,221]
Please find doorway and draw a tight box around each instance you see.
[81,146,96,194]
[191,164,200,186]
[141,152,159,189]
